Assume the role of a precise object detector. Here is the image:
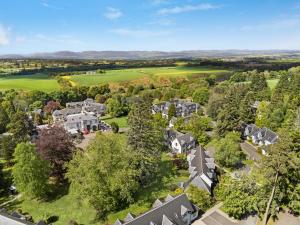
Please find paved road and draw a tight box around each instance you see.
[240,141,262,161]
[192,203,258,225]
[273,212,300,225]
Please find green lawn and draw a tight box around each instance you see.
[267,79,279,90]
[0,74,60,92]
[67,66,229,86]
[101,116,128,128]
[5,154,189,225]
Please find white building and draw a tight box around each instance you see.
[64,113,99,133]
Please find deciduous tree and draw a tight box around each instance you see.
[35,126,75,180]
[66,133,139,219]
[13,142,50,199]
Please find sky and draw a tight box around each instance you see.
[0,0,300,54]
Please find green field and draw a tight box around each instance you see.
[0,66,228,91]
[0,74,60,92]
[67,66,229,86]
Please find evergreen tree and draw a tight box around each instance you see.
[261,130,300,225]
[240,91,255,124]
[0,105,9,133]
[128,94,163,184]
[0,162,5,195]
[7,111,34,142]
[1,135,16,165]
[168,103,176,119]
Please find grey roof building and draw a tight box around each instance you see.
[186,146,216,193]
[165,129,196,154]
[53,98,106,122]
[152,99,199,119]
[114,194,199,225]
[244,124,278,146]
[0,210,35,225]
[64,113,99,132]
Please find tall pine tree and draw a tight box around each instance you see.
[128,94,163,185]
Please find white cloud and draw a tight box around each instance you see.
[241,18,300,31]
[0,25,10,46]
[110,28,171,38]
[157,3,220,15]
[104,7,123,20]
[151,0,170,5]
[41,1,63,10]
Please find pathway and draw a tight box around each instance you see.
[240,141,262,161]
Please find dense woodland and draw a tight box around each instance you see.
[0,60,299,225]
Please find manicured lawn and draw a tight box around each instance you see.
[5,154,189,225]
[101,115,128,128]
[0,74,60,92]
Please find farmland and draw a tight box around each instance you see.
[0,73,60,92]
[0,66,229,91]
[66,66,229,86]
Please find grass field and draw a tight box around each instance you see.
[0,66,228,91]
[0,74,60,92]
[6,154,189,225]
[101,115,128,128]
[67,66,229,86]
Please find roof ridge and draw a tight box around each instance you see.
[120,194,187,225]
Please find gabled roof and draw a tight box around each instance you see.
[260,127,278,143]
[164,194,174,202]
[124,213,135,222]
[176,133,194,146]
[187,146,215,192]
[246,124,260,136]
[114,194,198,225]
[0,211,35,225]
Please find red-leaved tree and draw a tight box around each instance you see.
[43,100,61,114]
[35,126,75,180]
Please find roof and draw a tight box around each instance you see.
[114,194,198,225]
[260,127,278,143]
[245,124,260,136]
[65,113,98,124]
[187,146,215,192]
[176,133,195,146]
[0,211,35,225]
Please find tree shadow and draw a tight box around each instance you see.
[45,182,70,202]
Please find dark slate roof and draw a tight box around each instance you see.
[260,127,278,143]
[187,146,215,193]
[165,129,183,142]
[0,211,35,225]
[246,124,260,136]
[114,194,198,225]
[176,133,195,147]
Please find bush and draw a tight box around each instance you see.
[110,122,119,133]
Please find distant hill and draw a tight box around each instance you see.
[1,50,300,60]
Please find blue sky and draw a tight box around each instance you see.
[0,0,300,54]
